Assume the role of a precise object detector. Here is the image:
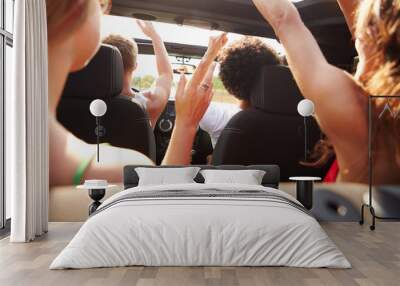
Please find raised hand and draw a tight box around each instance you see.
[204,32,228,62]
[190,33,227,94]
[175,62,217,129]
[161,33,226,165]
[136,20,159,40]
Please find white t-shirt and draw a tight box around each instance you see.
[199,102,241,148]
[130,92,148,111]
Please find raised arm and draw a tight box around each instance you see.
[251,0,366,142]
[162,33,227,165]
[337,0,359,37]
[137,20,173,127]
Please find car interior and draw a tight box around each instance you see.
[58,0,356,174]
[51,0,368,222]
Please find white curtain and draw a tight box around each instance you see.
[8,0,49,242]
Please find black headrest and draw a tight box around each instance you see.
[62,44,123,99]
[250,65,303,115]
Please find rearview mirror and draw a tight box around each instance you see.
[172,63,196,75]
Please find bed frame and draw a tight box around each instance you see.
[123,165,280,190]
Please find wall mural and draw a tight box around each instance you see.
[48,2,400,225]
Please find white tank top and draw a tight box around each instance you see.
[130,91,148,111]
[129,89,153,128]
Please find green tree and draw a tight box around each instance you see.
[132,75,156,90]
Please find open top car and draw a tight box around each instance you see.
[57,0,354,177]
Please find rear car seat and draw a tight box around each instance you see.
[57,44,156,161]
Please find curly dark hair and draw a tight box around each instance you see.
[218,37,281,100]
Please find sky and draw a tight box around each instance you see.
[101,15,284,77]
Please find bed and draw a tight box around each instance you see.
[50,165,350,269]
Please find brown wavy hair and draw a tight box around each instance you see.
[46,0,91,42]
[307,0,400,169]
[356,0,400,165]
[218,37,281,100]
[356,0,400,97]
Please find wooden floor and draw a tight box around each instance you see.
[0,222,399,286]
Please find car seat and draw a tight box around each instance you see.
[211,65,330,181]
[57,44,156,161]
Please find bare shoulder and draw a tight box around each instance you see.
[313,66,368,144]
[316,64,367,107]
[337,68,368,111]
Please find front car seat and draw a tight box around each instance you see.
[57,44,156,161]
[212,65,330,181]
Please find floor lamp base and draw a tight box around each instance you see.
[359,203,376,231]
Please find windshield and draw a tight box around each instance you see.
[101,15,284,104]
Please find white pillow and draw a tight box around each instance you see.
[135,167,201,186]
[200,169,266,185]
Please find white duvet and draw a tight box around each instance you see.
[50,183,350,269]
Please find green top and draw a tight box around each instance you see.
[73,155,95,186]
